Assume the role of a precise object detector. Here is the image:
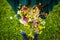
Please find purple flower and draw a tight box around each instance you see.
[23,17,28,22]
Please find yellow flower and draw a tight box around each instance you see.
[28,8,30,11]
[19,10,23,17]
[26,14,32,18]
[33,9,36,13]
[25,23,29,26]
[24,11,27,15]
[24,9,29,15]
[34,15,39,19]
[28,32,34,38]
[38,25,45,30]
[39,31,43,34]
[25,23,30,29]
[28,18,32,22]
[28,15,32,18]
[22,6,30,15]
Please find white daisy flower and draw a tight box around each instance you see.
[40,20,46,25]
[17,10,20,14]
[19,18,26,25]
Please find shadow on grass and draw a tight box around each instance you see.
[7,0,60,14]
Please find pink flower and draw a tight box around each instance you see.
[36,29,39,33]
[23,7,27,11]
[33,20,38,26]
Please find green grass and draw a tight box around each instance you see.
[0,0,60,40]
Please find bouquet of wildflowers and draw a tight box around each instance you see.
[17,4,46,38]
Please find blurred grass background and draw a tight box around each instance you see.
[0,0,60,40]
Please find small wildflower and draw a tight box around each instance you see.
[19,10,24,17]
[17,10,20,14]
[40,20,46,25]
[23,16,28,22]
[23,6,27,11]
[33,9,36,13]
[19,18,26,25]
[38,25,44,30]
[28,32,34,38]
[28,18,32,22]
[35,29,39,34]
[25,23,30,29]
[33,20,38,27]
[26,14,32,18]
[10,16,13,20]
